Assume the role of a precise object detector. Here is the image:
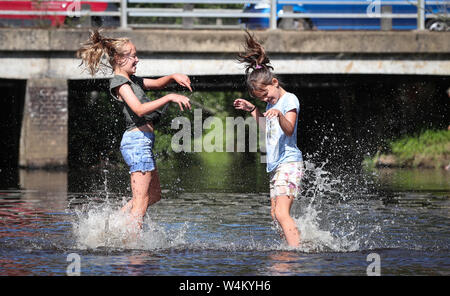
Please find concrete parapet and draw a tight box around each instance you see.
[0,28,449,54]
[1,28,449,79]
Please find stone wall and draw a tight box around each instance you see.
[19,78,68,168]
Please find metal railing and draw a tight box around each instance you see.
[125,0,268,29]
[276,0,448,30]
[0,0,448,30]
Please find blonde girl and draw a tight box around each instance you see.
[77,30,192,229]
[233,31,304,247]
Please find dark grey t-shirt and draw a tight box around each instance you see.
[109,74,163,131]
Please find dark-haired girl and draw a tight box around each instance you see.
[233,31,303,247]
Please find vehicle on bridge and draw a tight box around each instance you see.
[0,0,118,27]
[241,0,450,31]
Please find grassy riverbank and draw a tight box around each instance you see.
[366,129,450,169]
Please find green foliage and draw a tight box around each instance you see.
[362,151,379,170]
[390,129,450,163]
[147,89,249,158]
[366,129,450,169]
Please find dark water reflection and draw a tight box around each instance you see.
[0,158,449,275]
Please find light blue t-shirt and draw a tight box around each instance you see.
[265,92,303,172]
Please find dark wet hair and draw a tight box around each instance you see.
[237,30,279,98]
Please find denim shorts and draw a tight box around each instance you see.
[269,161,304,199]
[120,130,156,174]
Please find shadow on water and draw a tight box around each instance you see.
[0,79,25,189]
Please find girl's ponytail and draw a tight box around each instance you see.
[238,30,273,74]
[237,31,278,98]
[76,29,130,76]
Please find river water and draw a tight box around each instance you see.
[0,156,448,276]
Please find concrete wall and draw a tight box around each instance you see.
[0,29,449,79]
[1,28,450,53]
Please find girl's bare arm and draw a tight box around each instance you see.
[143,74,192,92]
[117,84,191,116]
[233,98,266,129]
[264,108,297,137]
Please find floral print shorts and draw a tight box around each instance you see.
[269,161,304,199]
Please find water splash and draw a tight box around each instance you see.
[68,158,387,253]
[71,201,188,250]
[69,168,188,251]
[289,159,380,253]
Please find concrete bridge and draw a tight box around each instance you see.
[1,28,450,78]
[0,28,449,168]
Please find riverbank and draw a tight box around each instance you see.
[366,129,450,169]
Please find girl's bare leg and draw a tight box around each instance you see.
[271,198,276,222]
[148,169,161,206]
[121,169,160,213]
[273,195,300,247]
[271,197,284,237]
[125,171,152,229]
[121,199,133,214]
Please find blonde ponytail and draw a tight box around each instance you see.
[76,29,130,76]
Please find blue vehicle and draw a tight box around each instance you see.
[241,0,450,30]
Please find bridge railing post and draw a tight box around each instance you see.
[381,5,392,31]
[270,0,277,30]
[417,0,425,30]
[278,5,294,29]
[120,0,128,29]
[183,4,194,29]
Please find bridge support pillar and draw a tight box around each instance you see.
[19,78,68,168]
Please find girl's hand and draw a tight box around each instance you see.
[169,94,192,111]
[172,73,192,92]
[263,108,281,119]
[233,99,255,112]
